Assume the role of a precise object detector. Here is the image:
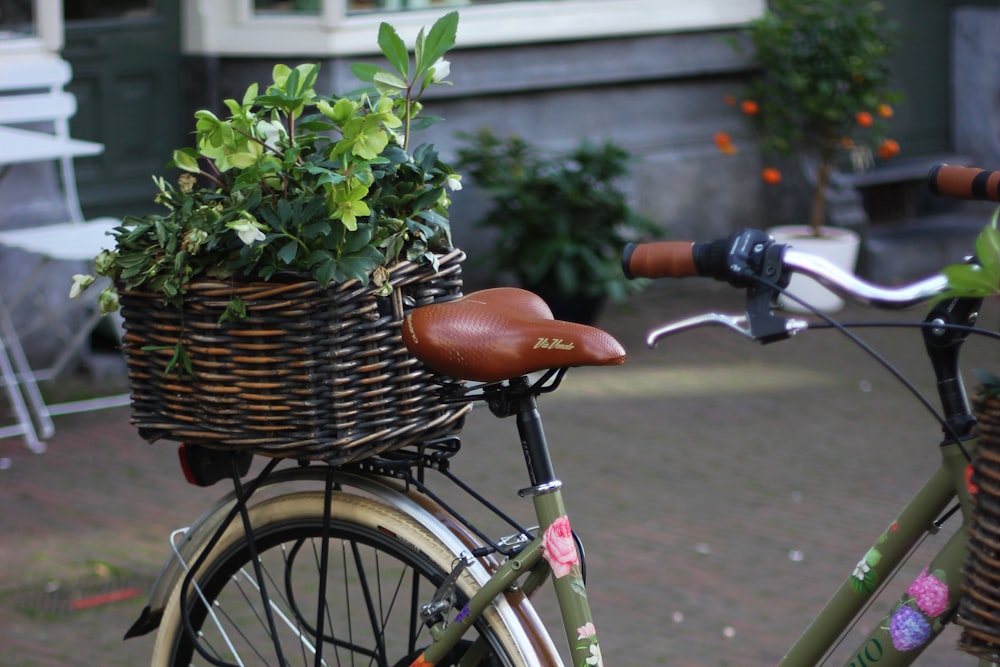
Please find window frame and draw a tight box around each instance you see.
[183,0,765,56]
[0,0,63,54]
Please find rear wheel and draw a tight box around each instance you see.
[151,491,528,666]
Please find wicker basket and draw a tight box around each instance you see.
[958,392,1000,659]
[118,249,470,464]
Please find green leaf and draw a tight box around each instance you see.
[416,11,458,75]
[241,82,259,106]
[372,71,409,92]
[976,225,1000,277]
[219,296,247,323]
[338,255,378,284]
[277,240,299,264]
[313,256,338,286]
[172,148,202,174]
[343,222,374,253]
[162,340,193,378]
[277,198,293,224]
[941,264,997,297]
[301,220,331,239]
[350,63,383,83]
[377,22,410,80]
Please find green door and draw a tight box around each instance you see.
[880,0,951,156]
[62,1,182,219]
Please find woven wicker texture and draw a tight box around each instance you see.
[118,249,470,463]
[959,393,1000,659]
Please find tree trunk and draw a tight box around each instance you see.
[809,151,833,236]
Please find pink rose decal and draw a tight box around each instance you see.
[542,515,579,578]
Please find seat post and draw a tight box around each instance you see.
[509,380,558,489]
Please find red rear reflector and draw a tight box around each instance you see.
[178,444,198,486]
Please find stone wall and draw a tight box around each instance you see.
[186,28,765,288]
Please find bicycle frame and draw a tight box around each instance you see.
[415,377,602,667]
[416,296,991,667]
[415,435,976,667]
[136,285,995,667]
[783,433,975,666]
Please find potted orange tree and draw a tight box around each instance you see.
[716,0,900,310]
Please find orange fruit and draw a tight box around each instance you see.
[877,103,894,118]
[877,138,900,159]
[855,111,874,128]
[714,132,738,155]
[761,167,782,185]
[741,99,759,116]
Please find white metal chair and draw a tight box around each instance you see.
[0,56,128,454]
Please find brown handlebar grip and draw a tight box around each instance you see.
[622,241,698,279]
[928,163,1000,202]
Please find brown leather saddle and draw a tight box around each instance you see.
[402,287,627,383]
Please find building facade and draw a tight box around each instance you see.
[0,0,997,364]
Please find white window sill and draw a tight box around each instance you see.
[184,0,765,56]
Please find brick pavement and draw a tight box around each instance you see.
[1,281,998,666]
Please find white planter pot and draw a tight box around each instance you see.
[767,225,861,313]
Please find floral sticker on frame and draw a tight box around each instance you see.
[885,568,951,652]
[542,516,582,580]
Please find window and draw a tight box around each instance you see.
[254,0,513,16]
[64,0,155,21]
[0,0,62,52]
[186,0,764,56]
[0,0,34,39]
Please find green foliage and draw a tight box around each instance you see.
[732,0,900,233]
[938,208,1000,301]
[938,208,1000,397]
[455,129,664,302]
[81,12,462,312]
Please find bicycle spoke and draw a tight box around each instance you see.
[237,564,331,665]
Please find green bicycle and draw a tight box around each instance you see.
[127,163,1000,666]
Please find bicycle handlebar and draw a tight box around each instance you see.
[782,248,948,308]
[621,234,760,283]
[928,163,1000,202]
[623,164,1000,311]
[622,232,948,309]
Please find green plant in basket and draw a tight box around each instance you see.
[937,207,1000,400]
[72,11,462,315]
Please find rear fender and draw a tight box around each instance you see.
[123,465,563,665]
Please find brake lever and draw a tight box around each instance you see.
[646,312,809,348]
